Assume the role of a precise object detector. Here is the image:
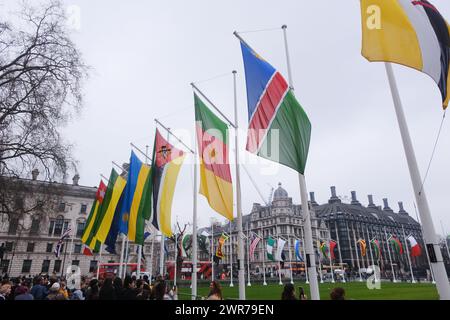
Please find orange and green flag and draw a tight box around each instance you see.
[194,93,233,221]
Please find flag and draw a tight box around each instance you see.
[238,39,311,174]
[181,234,192,258]
[407,235,422,257]
[329,240,337,260]
[82,245,93,256]
[357,239,367,257]
[85,169,126,251]
[215,233,229,259]
[249,233,261,262]
[135,232,151,262]
[360,0,450,109]
[118,151,152,245]
[150,129,186,237]
[275,238,286,262]
[81,180,107,244]
[198,233,210,255]
[164,238,169,257]
[194,93,233,220]
[104,191,125,254]
[389,236,404,254]
[320,241,329,259]
[294,239,304,262]
[371,239,382,260]
[54,228,71,258]
[267,237,275,261]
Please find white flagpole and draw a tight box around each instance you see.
[68,223,75,269]
[384,227,397,283]
[96,244,102,279]
[261,226,267,286]
[301,232,309,284]
[413,203,435,283]
[334,221,345,283]
[352,223,363,282]
[440,221,450,266]
[402,225,416,283]
[232,70,246,300]
[282,24,320,300]
[149,231,155,285]
[211,222,214,281]
[344,221,355,279]
[384,62,450,299]
[328,236,335,283]
[229,221,234,287]
[276,230,282,286]
[123,237,129,279]
[246,224,251,286]
[288,235,294,284]
[137,245,142,279]
[118,234,126,279]
[174,223,178,287]
[192,142,198,299]
[366,226,376,282]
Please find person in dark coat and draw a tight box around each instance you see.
[99,278,116,300]
[121,276,136,300]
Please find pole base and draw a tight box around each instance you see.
[279,282,283,285]
[306,280,309,284]
[359,278,363,282]
[411,280,416,284]
[247,283,251,287]
[263,282,267,286]
[331,280,335,283]
[342,280,346,283]
[230,283,234,287]
[320,280,324,284]
[290,281,294,284]
[432,281,436,284]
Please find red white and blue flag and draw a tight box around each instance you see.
[249,233,261,262]
[54,228,72,258]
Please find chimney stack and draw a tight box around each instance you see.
[367,195,377,208]
[328,186,341,204]
[72,174,80,186]
[350,191,361,206]
[398,201,408,215]
[309,192,319,207]
[383,198,393,212]
[31,169,39,180]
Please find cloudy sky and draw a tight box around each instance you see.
[3,0,450,235]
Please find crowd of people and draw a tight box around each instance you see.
[1,272,346,301]
[0,273,227,301]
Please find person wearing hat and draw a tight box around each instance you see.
[46,282,65,300]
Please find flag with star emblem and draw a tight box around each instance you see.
[150,129,186,237]
[194,93,233,221]
[81,180,107,245]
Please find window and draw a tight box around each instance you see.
[74,244,82,254]
[89,260,98,273]
[71,260,80,266]
[41,260,50,273]
[46,243,53,253]
[54,260,62,273]
[26,242,35,253]
[80,204,87,214]
[49,217,69,237]
[8,218,19,235]
[22,260,32,273]
[76,221,86,238]
[5,242,13,252]
[30,218,40,235]
[58,202,66,212]
[1,260,10,273]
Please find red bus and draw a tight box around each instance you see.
[97,263,145,279]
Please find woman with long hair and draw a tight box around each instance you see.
[206,281,223,300]
[281,283,297,300]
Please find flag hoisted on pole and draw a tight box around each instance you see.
[360,0,450,299]
[234,25,319,300]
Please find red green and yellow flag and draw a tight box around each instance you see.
[81,180,107,245]
[194,93,233,221]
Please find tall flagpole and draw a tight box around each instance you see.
[301,231,309,284]
[261,226,267,286]
[366,225,377,282]
[413,203,435,283]
[232,70,246,300]
[328,233,335,283]
[288,235,294,284]
[282,24,320,300]
[402,225,416,283]
[211,221,214,281]
[440,221,450,266]
[334,221,345,283]
[149,231,155,285]
[352,223,363,282]
[384,63,450,299]
[192,135,199,299]
[317,240,324,284]
[384,227,397,283]
[123,237,129,279]
[229,221,234,287]
[118,234,126,279]
[276,231,282,286]
[174,220,178,287]
[246,224,251,286]
[96,245,102,279]
[159,234,165,278]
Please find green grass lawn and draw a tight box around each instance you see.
[178,281,439,300]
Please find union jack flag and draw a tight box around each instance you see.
[249,233,261,262]
[54,228,72,258]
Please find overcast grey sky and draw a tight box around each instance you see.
[3,0,450,235]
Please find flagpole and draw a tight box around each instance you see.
[229,221,234,287]
[67,224,75,274]
[149,231,155,285]
[246,224,251,286]
[118,234,126,279]
[61,236,69,278]
[328,234,335,284]
[261,226,267,286]
[402,225,416,283]
[317,240,324,284]
[384,62,450,299]
[276,230,282,286]
[231,70,246,300]
[174,220,178,287]
[159,234,165,278]
[413,203,435,283]
[352,223,363,282]
[344,221,355,279]
[366,226,377,282]
[440,221,450,267]
[96,245,102,279]
[334,221,345,283]
[281,24,320,300]
[123,237,129,278]
[301,231,309,284]
[192,137,199,299]
[384,227,397,283]
[211,221,214,281]
[288,235,294,285]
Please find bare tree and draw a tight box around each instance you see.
[0,1,88,227]
[0,0,88,181]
